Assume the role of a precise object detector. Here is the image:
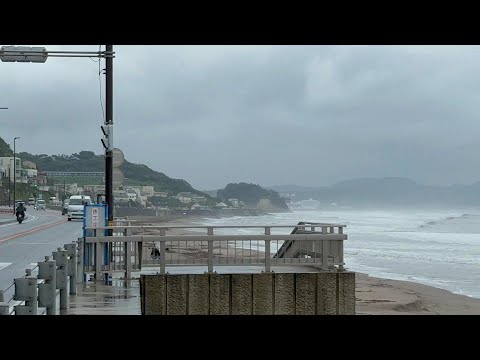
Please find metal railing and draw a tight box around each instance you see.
[0,241,80,315]
[81,222,347,278]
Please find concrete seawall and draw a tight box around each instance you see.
[115,207,270,218]
[45,206,270,218]
[140,272,355,315]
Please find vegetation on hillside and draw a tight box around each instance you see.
[0,137,13,157]
[217,183,289,211]
[0,178,54,206]
[13,148,211,198]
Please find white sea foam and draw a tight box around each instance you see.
[193,208,480,298]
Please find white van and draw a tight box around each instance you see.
[67,195,91,221]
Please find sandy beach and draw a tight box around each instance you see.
[126,215,480,315]
[355,272,480,315]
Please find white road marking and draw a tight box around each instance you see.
[0,262,12,271]
[0,213,37,228]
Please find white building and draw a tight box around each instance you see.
[0,157,22,181]
[126,189,138,201]
[26,169,38,177]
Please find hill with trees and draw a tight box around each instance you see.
[217,182,290,212]
[0,137,212,199]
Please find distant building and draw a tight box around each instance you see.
[191,195,206,204]
[113,190,129,205]
[126,189,138,201]
[25,169,37,177]
[23,160,37,170]
[45,171,104,177]
[138,195,148,207]
[228,198,239,207]
[191,204,208,210]
[83,184,104,195]
[0,157,23,180]
[36,171,48,186]
[215,202,228,208]
[177,192,193,204]
[153,191,168,198]
[141,186,155,197]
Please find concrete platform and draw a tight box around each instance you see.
[63,280,141,315]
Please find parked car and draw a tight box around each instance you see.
[62,199,69,215]
[35,199,46,210]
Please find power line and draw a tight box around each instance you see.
[98,45,105,123]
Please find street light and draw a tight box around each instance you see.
[0,45,115,227]
[13,137,20,213]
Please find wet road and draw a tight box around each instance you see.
[0,209,83,290]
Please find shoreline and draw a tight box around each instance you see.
[127,215,480,315]
[355,272,480,315]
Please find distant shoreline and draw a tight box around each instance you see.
[116,207,287,220]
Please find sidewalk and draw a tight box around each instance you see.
[63,279,141,315]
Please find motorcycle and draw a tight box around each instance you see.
[16,212,25,224]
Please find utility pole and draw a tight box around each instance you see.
[13,137,20,212]
[8,171,10,207]
[105,45,113,231]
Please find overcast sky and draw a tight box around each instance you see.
[1,45,480,190]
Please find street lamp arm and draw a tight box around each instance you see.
[0,48,115,60]
[47,54,115,59]
[2,44,116,231]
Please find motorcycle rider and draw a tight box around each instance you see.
[16,202,26,218]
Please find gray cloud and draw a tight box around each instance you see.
[2,45,480,189]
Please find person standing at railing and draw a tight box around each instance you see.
[151,246,161,259]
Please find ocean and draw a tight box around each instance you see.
[187,208,480,299]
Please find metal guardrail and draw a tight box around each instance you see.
[80,223,347,278]
[0,241,80,315]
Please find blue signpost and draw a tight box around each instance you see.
[83,204,108,282]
